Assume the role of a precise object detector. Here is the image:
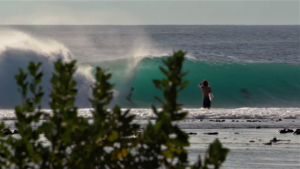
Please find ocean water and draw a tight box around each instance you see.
[0,25,299,168]
[0,25,299,109]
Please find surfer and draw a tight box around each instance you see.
[240,88,251,98]
[198,80,212,109]
[126,87,134,102]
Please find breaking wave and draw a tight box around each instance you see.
[0,29,93,108]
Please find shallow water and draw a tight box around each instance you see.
[3,119,300,169]
[186,128,300,169]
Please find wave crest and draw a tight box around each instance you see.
[0,29,93,108]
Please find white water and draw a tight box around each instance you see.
[1,107,299,121]
[0,29,94,108]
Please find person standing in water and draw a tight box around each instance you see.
[126,87,134,102]
[198,80,212,109]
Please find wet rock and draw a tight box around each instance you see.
[188,132,197,135]
[249,140,255,142]
[278,129,294,134]
[1,128,11,135]
[232,120,235,122]
[209,119,225,122]
[234,132,240,134]
[204,132,218,135]
[270,137,290,142]
[264,142,272,145]
[247,120,261,122]
[256,126,261,129]
[11,130,18,134]
[293,129,300,135]
[1,128,18,135]
[271,137,278,142]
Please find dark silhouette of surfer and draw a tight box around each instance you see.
[240,88,250,98]
[126,87,134,102]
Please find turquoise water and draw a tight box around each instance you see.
[88,57,300,108]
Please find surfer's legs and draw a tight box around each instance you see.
[203,97,211,109]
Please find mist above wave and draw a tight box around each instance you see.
[0,29,93,108]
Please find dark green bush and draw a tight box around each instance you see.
[0,51,229,169]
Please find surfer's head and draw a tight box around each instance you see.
[203,80,209,87]
[131,87,134,91]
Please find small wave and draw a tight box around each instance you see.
[0,108,299,121]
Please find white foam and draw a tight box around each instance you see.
[0,29,94,107]
[0,108,299,121]
[128,108,300,120]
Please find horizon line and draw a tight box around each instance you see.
[0,24,299,26]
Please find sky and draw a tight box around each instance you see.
[0,0,299,25]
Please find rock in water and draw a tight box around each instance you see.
[1,128,12,135]
[1,129,19,135]
[204,132,218,135]
[188,132,197,135]
[293,129,300,135]
[264,142,272,145]
[278,129,294,134]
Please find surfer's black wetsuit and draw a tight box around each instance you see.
[203,97,211,108]
[126,89,134,101]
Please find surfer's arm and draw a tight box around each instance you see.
[198,82,204,88]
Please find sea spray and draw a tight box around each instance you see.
[0,29,93,108]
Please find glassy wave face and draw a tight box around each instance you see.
[87,57,300,108]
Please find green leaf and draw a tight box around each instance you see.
[179,70,189,78]
[152,80,162,90]
[108,131,119,142]
[159,66,169,76]
[154,96,164,105]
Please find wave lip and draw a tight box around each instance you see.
[0,29,93,108]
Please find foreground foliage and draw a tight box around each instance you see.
[0,51,229,168]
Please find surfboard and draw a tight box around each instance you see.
[209,92,214,101]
